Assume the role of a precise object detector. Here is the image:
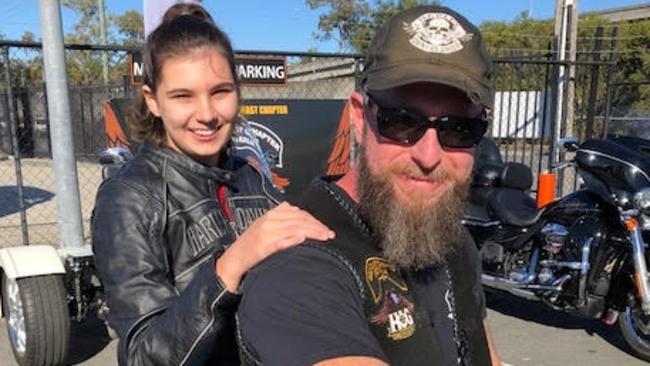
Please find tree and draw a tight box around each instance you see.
[479,14,650,131]
[114,10,144,47]
[307,0,441,53]
[61,0,144,84]
[62,0,104,44]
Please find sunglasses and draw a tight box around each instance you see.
[366,96,488,149]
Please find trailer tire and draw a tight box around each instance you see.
[2,274,70,366]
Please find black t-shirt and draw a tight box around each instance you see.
[237,242,486,366]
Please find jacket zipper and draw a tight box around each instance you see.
[216,183,239,239]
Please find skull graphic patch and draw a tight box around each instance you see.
[403,12,473,54]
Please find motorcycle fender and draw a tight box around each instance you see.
[0,245,66,318]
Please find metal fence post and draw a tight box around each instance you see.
[38,0,85,252]
[2,46,30,246]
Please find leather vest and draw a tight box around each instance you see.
[298,179,492,366]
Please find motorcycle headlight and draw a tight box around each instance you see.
[634,188,650,214]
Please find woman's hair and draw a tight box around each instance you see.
[130,3,239,145]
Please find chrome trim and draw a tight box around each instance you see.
[578,237,593,307]
[6,278,26,356]
[629,223,650,314]
[525,248,540,284]
[98,147,133,165]
[461,218,500,227]
[481,273,572,301]
[539,260,582,270]
[482,274,539,301]
[578,148,650,185]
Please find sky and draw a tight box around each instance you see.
[0,0,647,53]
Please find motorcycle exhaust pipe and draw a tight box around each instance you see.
[482,274,572,302]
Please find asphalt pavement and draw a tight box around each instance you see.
[0,290,648,365]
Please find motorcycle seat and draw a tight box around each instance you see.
[488,188,541,227]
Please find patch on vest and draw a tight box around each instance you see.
[402,12,473,54]
[371,291,416,341]
[365,257,415,341]
[365,257,408,304]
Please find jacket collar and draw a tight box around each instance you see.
[138,142,238,183]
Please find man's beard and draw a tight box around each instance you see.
[357,146,470,270]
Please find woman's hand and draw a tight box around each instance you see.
[215,202,335,292]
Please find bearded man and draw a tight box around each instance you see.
[236,5,501,366]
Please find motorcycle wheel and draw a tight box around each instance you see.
[1,274,70,366]
[619,296,650,362]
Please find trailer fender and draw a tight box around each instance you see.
[0,245,66,318]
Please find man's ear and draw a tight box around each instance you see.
[349,91,367,145]
[142,85,161,117]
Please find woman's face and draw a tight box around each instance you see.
[143,47,239,166]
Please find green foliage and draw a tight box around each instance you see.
[307,0,441,53]
[114,10,144,47]
[479,15,650,117]
[58,1,143,84]
[62,0,103,44]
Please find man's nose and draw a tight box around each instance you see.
[410,128,443,170]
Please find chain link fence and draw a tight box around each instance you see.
[0,42,362,248]
[0,36,643,247]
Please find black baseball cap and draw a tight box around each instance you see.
[362,5,494,108]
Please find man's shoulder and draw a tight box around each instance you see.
[243,243,354,290]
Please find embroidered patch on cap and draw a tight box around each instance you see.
[403,12,473,54]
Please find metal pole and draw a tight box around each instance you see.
[2,47,30,246]
[553,0,569,164]
[38,0,85,251]
[98,0,109,85]
[564,0,578,139]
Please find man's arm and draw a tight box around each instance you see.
[484,320,501,366]
[238,246,387,366]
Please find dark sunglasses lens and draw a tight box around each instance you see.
[436,118,488,148]
[376,108,426,143]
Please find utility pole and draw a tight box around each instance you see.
[38,0,86,253]
[565,0,579,139]
[552,0,579,195]
[97,0,109,85]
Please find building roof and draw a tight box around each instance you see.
[591,3,650,22]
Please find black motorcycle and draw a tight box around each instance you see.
[464,135,650,361]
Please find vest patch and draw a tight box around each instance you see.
[371,291,416,341]
[365,257,416,341]
[365,257,408,304]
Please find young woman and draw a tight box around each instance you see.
[91,5,334,365]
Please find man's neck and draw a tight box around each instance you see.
[336,168,360,203]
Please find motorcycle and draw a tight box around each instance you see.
[464,135,650,361]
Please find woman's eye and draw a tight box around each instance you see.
[172,94,191,99]
[213,88,233,95]
[212,84,236,95]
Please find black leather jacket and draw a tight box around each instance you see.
[92,142,281,365]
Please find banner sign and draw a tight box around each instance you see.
[235,99,349,201]
[128,53,287,87]
[104,97,349,202]
[236,55,287,85]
